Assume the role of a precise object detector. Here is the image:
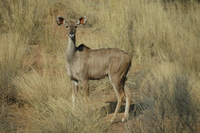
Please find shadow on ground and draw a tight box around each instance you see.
[99,100,154,122]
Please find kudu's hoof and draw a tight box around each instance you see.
[122,118,127,123]
[110,119,115,123]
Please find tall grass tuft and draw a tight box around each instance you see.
[0,32,27,132]
[13,69,110,132]
[0,33,26,103]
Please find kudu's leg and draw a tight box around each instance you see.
[81,80,89,102]
[110,78,125,123]
[72,80,78,107]
[122,84,131,122]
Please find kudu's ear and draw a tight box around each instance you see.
[56,16,66,26]
[76,16,87,26]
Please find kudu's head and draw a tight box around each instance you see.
[56,16,87,38]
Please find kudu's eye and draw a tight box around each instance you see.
[65,25,69,28]
[75,26,77,28]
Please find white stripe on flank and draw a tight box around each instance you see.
[126,71,129,78]
[116,50,123,73]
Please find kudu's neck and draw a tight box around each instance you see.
[66,35,76,63]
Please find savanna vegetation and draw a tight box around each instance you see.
[0,0,199,132]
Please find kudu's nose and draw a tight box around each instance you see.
[69,32,75,38]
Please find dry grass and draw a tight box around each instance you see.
[126,62,200,132]
[0,0,200,132]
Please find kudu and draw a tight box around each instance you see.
[56,16,132,122]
